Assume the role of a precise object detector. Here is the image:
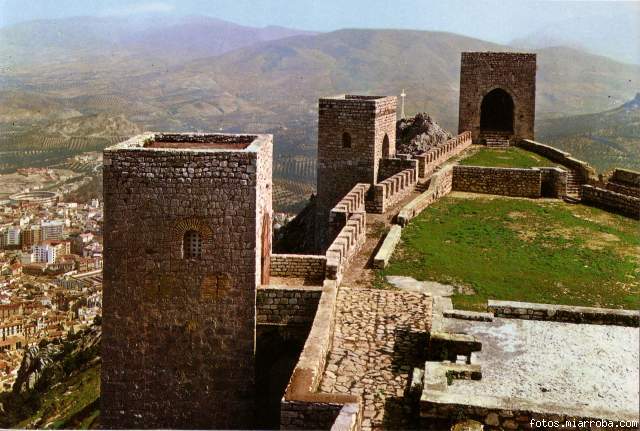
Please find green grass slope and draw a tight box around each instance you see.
[381,195,639,311]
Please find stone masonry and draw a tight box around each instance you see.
[316,95,397,251]
[458,52,536,143]
[453,165,542,198]
[101,133,272,429]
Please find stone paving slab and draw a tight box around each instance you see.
[319,287,432,430]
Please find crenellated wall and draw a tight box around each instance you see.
[414,132,472,179]
[378,157,417,182]
[328,183,369,242]
[325,213,367,283]
[368,167,418,213]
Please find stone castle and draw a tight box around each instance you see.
[101,52,640,430]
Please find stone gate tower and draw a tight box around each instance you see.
[458,52,536,145]
[101,133,273,429]
[315,95,397,250]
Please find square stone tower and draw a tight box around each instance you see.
[315,95,396,250]
[458,52,536,144]
[101,133,273,429]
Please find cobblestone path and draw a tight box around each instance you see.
[319,287,432,430]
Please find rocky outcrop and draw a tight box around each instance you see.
[12,326,100,395]
[396,113,452,156]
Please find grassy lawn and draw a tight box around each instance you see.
[460,146,558,168]
[380,194,639,311]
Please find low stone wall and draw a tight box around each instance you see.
[581,185,640,219]
[539,167,567,198]
[606,168,640,198]
[280,280,362,430]
[414,132,472,179]
[257,286,323,326]
[397,165,453,226]
[488,300,640,327]
[378,157,417,182]
[368,167,417,213]
[517,139,597,183]
[325,213,366,282]
[270,254,327,282]
[452,166,541,198]
[373,225,402,269]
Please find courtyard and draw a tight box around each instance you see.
[380,193,639,310]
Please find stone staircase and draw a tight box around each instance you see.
[481,131,510,148]
[565,170,583,201]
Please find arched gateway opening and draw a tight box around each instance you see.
[480,88,514,132]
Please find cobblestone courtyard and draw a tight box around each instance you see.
[319,287,432,430]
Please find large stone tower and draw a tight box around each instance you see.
[315,95,397,250]
[101,133,273,429]
[458,52,536,145]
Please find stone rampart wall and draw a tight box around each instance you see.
[398,165,454,226]
[581,185,640,219]
[328,183,369,241]
[378,157,417,182]
[517,140,597,183]
[452,166,541,198]
[280,280,362,430]
[414,132,472,179]
[270,254,326,282]
[368,168,417,214]
[325,213,366,282]
[257,286,323,326]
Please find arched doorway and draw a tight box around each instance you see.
[382,134,390,158]
[480,88,514,132]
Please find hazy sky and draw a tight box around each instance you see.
[0,0,638,45]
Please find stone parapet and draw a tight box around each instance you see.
[539,167,567,198]
[581,185,640,219]
[368,167,417,213]
[397,165,454,226]
[415,132,472,179]
[325,213,367,283]
[517,139,597,183]
[488,300,640,327]
[452,166,542,198]
[280,280,362,430]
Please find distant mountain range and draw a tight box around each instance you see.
[537,93,640,172]
[0,15,638,198]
